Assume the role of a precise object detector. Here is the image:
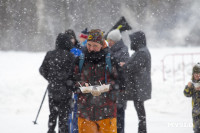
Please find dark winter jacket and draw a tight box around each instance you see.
[74,47,124,121]
[110,39,129,63]
[110,39,129,103]
[123,31,152,101]
[39,33,75,100]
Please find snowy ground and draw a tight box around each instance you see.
[0,47,200,133]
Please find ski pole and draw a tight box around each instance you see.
[33,88,48,125]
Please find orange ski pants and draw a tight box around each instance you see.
[78,117,117,133]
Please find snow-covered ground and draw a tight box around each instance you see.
[0,47,200,133]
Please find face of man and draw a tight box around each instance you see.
[87,41,102,52]
[108,39,115,47]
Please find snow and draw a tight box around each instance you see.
[0,47,200,133]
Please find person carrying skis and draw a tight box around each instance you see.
[39,33,75,133]
[184,63,200,133]
[73,29,124,133]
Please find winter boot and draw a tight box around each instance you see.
[47,130,56,133]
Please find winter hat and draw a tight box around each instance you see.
[107,29,122,42]
[79,28,89,39]
[193,63,200,74]
[192,63,200,82]
[87,29,104,45]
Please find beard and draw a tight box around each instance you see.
[85,49,106,64]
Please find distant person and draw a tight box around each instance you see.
[39,33,75,133]
[107,29,129,133]
[79,28,89,47]
[184,63,200,133]
[120,31,152,133]
[65,29,82,57]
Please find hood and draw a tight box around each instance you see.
[65,29,79,45]
[129,31,146,51]
[55,33,74,51]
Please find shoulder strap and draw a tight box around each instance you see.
[105,53,112,84]
[79,53,85,73]
[105,53,112,73]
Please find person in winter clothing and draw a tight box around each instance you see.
[184,63,200,133]
[65,29,82,57]
[107,29,129,133]
[120,31,152,133]
[39,33,75,133]
[73,29,124,133]
[79,28,89,47]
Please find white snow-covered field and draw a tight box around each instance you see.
[0,47,200,133]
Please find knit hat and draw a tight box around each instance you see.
[79,28,89,39]
[107,29,122,42]
[87,29,104,45]
[193,63,200,74]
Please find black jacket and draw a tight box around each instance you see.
[110,39,129,63]
[39,33,75,100]
[110,39,129,103]
[123,31,152,101]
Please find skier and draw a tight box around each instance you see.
[39,33,75,133]
[73,29,124,133]
[120,31,152,133]
[107,29,129,133]
[184,63,200,133]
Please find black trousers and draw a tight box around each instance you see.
[117,102,126,133]
[47,96,71,133]
[134,101,147,133]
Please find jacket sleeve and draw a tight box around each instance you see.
[184,85,194,97]
[108,60,126,101]
[120,47,129,62]
[71,59,83,93]
[123,51,147,73]
[39,52,50,81]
